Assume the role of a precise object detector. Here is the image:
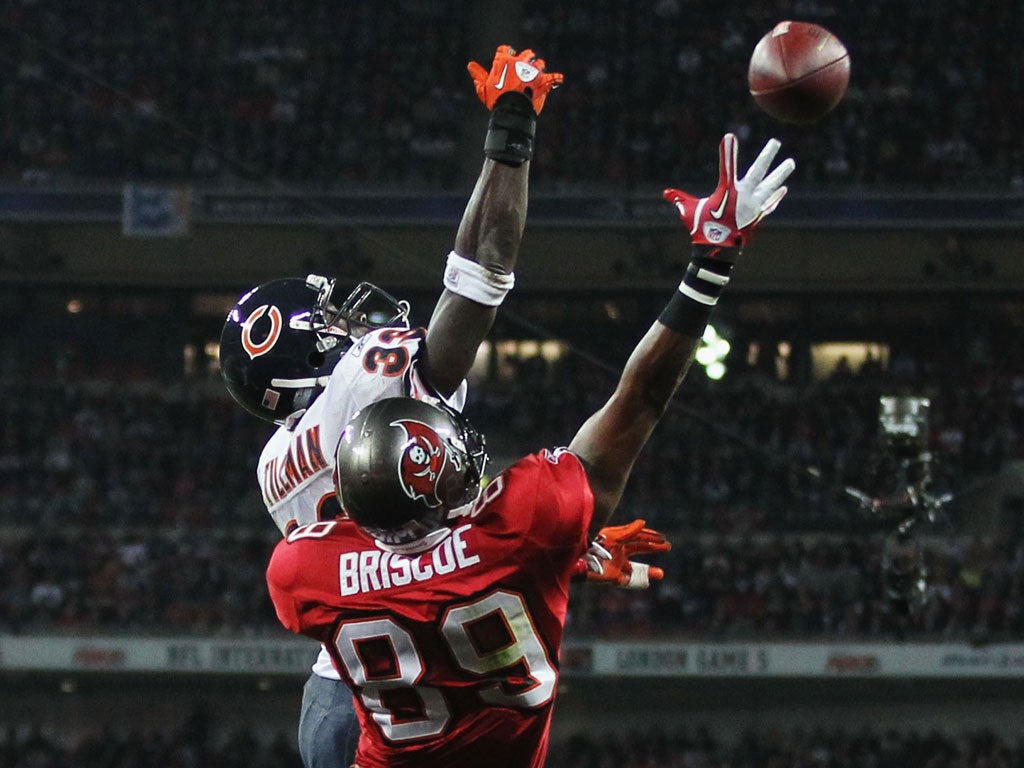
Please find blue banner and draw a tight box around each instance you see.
[122,184,192,237]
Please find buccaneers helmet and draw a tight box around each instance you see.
[335,398,488,549]
[219,275,410,423]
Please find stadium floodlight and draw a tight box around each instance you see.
[706,361,726,380]
[696,324,730,379]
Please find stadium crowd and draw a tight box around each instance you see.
[3,309,1024,640]
[3,719,1022,768]
[1,717,302,768]
[1,0,469,187]
[5,522,1024,642]
[547,725,1024,768]
[465,342,1019,533]
[1,0,1019,190]
[518,0,1019,190]
[3,324,1019,533]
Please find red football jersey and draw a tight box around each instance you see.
[267,448,594,768]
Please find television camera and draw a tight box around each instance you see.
[853,396,953,614]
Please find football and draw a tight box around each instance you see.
[748,20,850,124]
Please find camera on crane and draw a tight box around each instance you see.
[871,396,937,615]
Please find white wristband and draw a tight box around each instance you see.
[443,251,515,307]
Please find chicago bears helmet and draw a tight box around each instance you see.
[219,275,410,424]
[335,397,488,549]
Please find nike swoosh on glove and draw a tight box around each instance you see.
[467,45,563,114]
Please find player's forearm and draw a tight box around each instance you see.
[572,323,700,532]
[421,293,495,397]
[420,161,527,396]
[618,323,700,418]
[453,159,528,274]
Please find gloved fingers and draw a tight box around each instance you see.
[618,562,668,590]
[757,157,796,195]
[598,519,648,544]
[598,518,647,538]
[624,526,670,544]
[624,539,672,556]
[624,528,670,547]
[467,61,488,83]
[617,561,651,589]
[587,541,613,562]
[636,526,668,541]
[742,137,782,187]
[663,188,696,221]
[758,185,790,219]
[718,133,739,187]
[489,47,516,77]
[540,71,564,89]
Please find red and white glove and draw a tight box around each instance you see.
[663,133,795,250]
[467,45,563,115]
[572,519,672,590]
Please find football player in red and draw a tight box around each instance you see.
[220,46,662,768]
[266,133,795,767]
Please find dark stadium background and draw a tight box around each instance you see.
[3,0,1024,765]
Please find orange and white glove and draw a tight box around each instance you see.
[572,520,671,590]
[467,45,563,115]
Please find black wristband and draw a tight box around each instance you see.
[658,245,739,336]
[676,245,736,305]
[484,92,537,166]
[658,289,714,337]
[679,258,731,305]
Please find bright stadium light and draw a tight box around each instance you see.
[697,324,730,379]
[706,361,726,380]
[695,346,718,366]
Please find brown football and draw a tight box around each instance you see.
[748,21,850,124]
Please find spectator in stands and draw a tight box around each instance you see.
[1,1,1019,189]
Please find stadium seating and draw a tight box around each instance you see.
[1,0,1018,190]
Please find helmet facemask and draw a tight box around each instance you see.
[437,400,488,516]
[308,276,410,351]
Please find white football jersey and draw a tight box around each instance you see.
[257,326,467,681]
[258,326,467,536]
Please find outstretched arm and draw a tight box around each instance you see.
[420,46,562,398]
[570,321,700,534]
[422,159,527,397]
[571,133,795,535]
